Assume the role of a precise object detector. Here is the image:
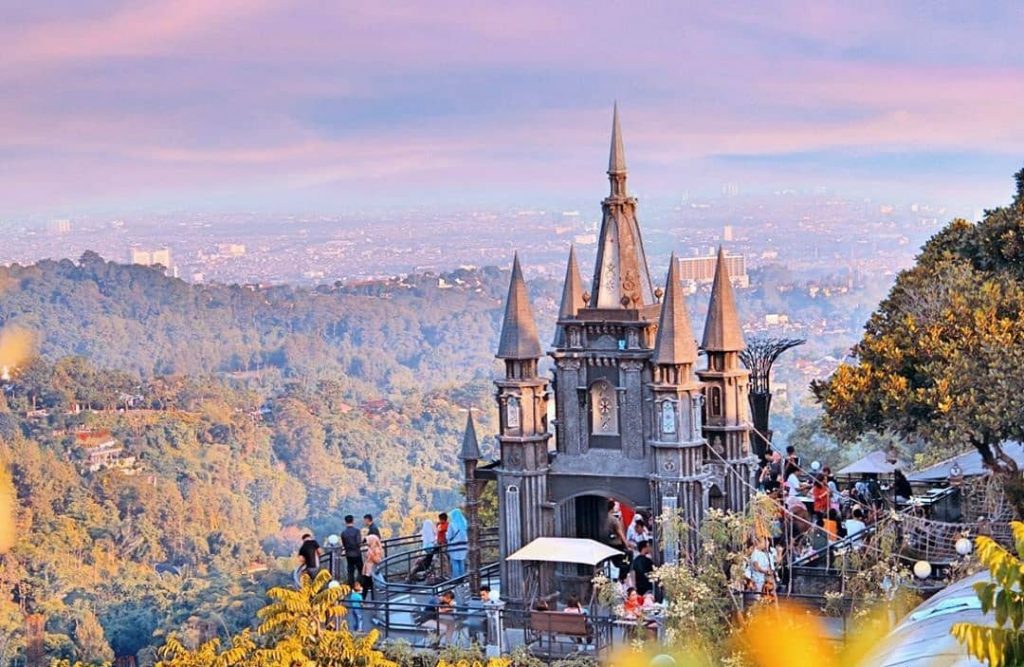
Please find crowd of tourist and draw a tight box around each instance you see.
[294,507,475,636]
[290,446,919,644]
[744,445,911,598]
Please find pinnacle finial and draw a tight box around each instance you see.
[608,102,627,175]
[496,253,543,360]
[460,410,481,461]
[702,246,745,352]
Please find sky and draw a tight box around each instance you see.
[1,1,1023,217]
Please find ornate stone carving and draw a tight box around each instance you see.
[506,396,521,430]
[556,358,583,371]
[660,400,677,435]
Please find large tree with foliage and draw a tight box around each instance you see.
[155,570,395,667]
[813,169,1024,474]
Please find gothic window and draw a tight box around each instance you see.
[710,387,722,417]
[506,396,521,430]
[590,380,619,436]
[708,485,725,511]
[661,400,677,435]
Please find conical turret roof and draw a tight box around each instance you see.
[553,246,584,346]
[702,247,745,352]
[460,411,480,461]
[653,254,698,365]
[589,105,656,309]
[496,253,543,359]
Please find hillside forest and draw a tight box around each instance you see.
[0,250,886,663]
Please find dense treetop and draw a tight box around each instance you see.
[814,169,1024,471]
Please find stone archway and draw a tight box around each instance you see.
[549,489,646,606]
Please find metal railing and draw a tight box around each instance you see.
[315,529,500,596]
[790,487,961,570]
[373,531,500,598]
[347,598,635,658]
[341,589,858,659]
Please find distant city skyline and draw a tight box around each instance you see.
[1,1,1023,218]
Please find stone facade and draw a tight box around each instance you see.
[473,107,755,605]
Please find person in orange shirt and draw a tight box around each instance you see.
[812,474,830,521]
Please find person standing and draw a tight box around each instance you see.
[811,474,829,521]
[749,537,775,598]
[446,508,469,579]
[341,515,363,587]
[348,581,364,632]
[605,500,630,582]
[363,514,381,540]
[630,541,654,597]
[785,464,806,502]
[297,533,320,582]
[436,512,450,578]
[362,533,384,598]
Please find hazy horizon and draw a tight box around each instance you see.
[2,2,1023,219]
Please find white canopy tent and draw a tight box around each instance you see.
[836,450,908,476]
[507,537,623,566]
[908,442,1024,482]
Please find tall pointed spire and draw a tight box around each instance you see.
[553,246,584,346]
[608,101,627,176]
[589,105,655,309]
[496,253,543,359]
[702,247,745,351]
[460,410,481,461]
[653,254,698,365]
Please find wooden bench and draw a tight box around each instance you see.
[530,611,590,652]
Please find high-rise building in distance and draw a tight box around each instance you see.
[677,253,748,288]
[129,247,174,276]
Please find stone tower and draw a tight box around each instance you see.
[486,107,754,604]
[548,108,667,549]
[697,248,755,512]
[494,253,551,606]
[460,411,483,592]
[649,255,707,555]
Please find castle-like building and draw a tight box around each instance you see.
[463,107,755,605]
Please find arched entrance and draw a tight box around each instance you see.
[548,490,651,607]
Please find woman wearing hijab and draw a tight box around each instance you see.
[422,519,437,550]
[446,508,469,579]
[362,533,384,598]
[408,519,437,583]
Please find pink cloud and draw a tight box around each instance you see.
[1,0,280,70]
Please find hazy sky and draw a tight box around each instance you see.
[2,1,1023,217]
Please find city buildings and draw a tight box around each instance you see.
[677,252,749,288]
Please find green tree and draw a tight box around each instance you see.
[155,571,396,667]
[952,522,1024,667]
[814,169,1024,477]
[72,606,114,664]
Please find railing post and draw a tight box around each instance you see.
[485,599,505,658]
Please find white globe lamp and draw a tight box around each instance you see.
[956,537,973,556]
[327,534,340,547]
[913,560,932,580]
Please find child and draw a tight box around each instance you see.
[348,581,364,632]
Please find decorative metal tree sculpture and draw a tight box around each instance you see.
[739,336,805,462]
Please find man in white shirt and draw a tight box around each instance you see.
[748,538,774,594]
[844,508,867,545]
